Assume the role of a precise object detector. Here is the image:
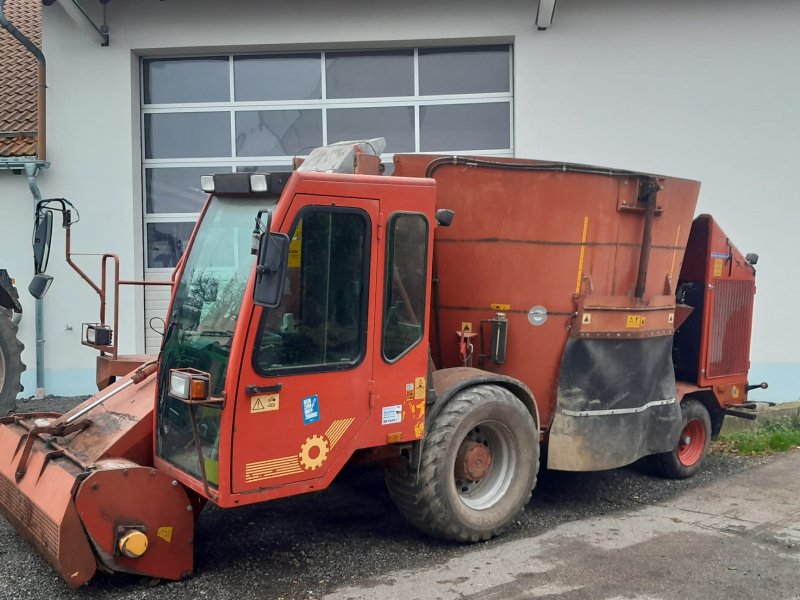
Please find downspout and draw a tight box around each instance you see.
[1,0,49,398]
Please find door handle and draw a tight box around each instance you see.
[245,384,282,395]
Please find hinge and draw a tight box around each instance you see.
[377,212,384,240]
[369,379,376,408]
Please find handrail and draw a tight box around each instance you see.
[65,222,173,359]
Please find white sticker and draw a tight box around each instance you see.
[382,404,403,425]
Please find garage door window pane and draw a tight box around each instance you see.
[145,113,231,159]
[234,54,322,101]
[147,222,196,269]
[146,167,230,214]
[419,46,510,96]
[327,106,414,153]
[236,110,322,157]
[420,103,510,152]
[144,57,230,104]
[326,50,413,99]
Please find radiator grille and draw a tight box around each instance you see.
[706,279,754,378]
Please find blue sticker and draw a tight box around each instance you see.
[302,395,320,425]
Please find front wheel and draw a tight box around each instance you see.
[385,384,539,542]
[649,398,712,479]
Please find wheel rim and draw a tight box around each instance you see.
[454,420,516,510]
[677,418,706,467]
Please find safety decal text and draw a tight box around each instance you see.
[382,405,403,425]
[251,394,279,413]
[626,315,646,328]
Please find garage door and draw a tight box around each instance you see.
[141,44,514,353]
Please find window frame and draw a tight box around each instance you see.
[252,205,373,377]
[381,211,430,364]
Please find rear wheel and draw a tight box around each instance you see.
[385,384,539,542]
[650,398,711,479]
[0,313,25,415]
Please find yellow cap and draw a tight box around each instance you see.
[118,530,149,558]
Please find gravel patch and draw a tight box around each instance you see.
[0,396,771,599]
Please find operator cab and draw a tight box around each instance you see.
[154,144,438,507]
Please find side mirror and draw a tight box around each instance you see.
[32,209,53,274]
[28,273,53,299]
[253,232,290,307]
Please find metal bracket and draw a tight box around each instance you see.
[51,0,109,47]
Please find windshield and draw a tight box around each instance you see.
[156,195,276,485]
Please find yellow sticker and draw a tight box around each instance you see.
[414,421,425,438]
[415,399,426,418]
[732,386,740,399]
[157,527,173,543]
[626,315,646,328]
[713,258,723,277]
[251,394,279,413]
[461,321,473,332]
[490,303,511,311]
[414,377,426,400]
[288,221,303,268]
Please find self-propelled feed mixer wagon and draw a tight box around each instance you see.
[0,141,761,587]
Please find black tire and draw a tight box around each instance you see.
[0,313,25,415]
[649,398,711,479]
[385,384,539,542]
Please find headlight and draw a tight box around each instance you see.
[168,369,210,402]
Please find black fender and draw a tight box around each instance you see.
[428,367,540,429]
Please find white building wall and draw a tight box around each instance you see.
[16,0,797,399]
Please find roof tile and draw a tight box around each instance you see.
[0,0,41,157]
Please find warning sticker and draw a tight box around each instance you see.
[302,395,320,425]
[251,394,279,413]
[157,527,173,543]
[460,322,473,332]
[288,221,303,268]
[626,315,646,328]
[382,404,403,425]
[405,383,414,400]
[713,258,724,277]
[414,377,426,400]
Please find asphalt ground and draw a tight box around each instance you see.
[0,396,771,600]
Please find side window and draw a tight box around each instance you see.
[382,213,429,362]
[254,209,370,373]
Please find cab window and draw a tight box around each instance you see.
[382,213,428,362]
[254,208,370,373]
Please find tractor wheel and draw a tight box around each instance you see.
[649,399,711,479]
[385,384,539,542]
[0,312,25,415]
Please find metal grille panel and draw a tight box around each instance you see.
[706,279,754,378]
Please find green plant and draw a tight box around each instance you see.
[715,415,800,455]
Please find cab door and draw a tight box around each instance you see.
[232,194,377,493]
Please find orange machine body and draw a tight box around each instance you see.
[0,155,758,588]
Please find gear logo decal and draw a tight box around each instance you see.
[299,435,330,470]
[245,418,355,483]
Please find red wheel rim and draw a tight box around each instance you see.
[677,418,706,466]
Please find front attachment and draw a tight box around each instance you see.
[0,367,195,588]
[75,459,194,579]
[0,419,97,586]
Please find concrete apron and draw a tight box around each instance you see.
[326,451,800,600]
[721,401,800,435]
